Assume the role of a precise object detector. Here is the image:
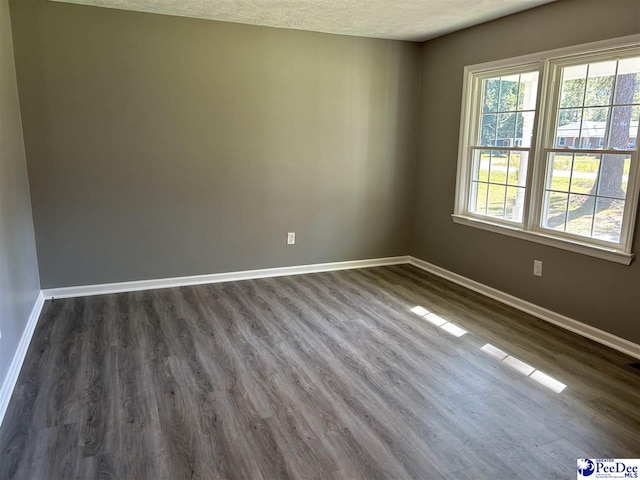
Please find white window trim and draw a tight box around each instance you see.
[453,34,640,266]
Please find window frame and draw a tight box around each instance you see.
[459,62,543,229]
[453,34,640,265]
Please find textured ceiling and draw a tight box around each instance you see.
[49,0,556,41]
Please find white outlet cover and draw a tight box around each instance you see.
[287,232,295,245]
[533,260,543,276]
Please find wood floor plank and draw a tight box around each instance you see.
[1,265,639,479]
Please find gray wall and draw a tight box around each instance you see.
[8,0,640,343]
[9,0,420,288]
[0,0,40,390]
[413,0,640,343]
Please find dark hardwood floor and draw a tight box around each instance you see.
[0,264,638,479]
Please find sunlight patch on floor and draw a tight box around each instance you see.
[410,306,467,337]
[410,306,565,393]
[481,343,567,393]
[410,306,430,316]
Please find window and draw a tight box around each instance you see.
[454,35,640,264]
[468,69,540,223]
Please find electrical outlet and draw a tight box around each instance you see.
[533,260,543,277]
[287,232,295,245]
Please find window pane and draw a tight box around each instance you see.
[498,74,520,112]
[559,64,587,108]
[615,57,640,106]
[570,154,600,194]
[507,151,528,186]
[542,151,632,242]
[480,71,539,115]
[515,111,536,147]
[542,191,568,231]
[607,106,637,150]
[630,105,639,149]
[472,182,488,214]
[581,107,609,149]
[607,57,639,151]
[632,105,639,151]
[472,149,490,181]
[556,109,583,148]
[584,60,616,106]
[593,198,625,243]
[470,150,528,223]
[505,186,525,222]
[480,114,497,146]
[483,78,499,112]
[489,153,507,184]
[473,148,532,189]
[617,57,640,104]
[547,153,573,192]
[566,194,596,237]
[496,113,516,146]
[597,154,631,199]
[554,57,640,151]
[488,184,506,217]
[517,71,540,111]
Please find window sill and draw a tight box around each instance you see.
[451,214,634,265]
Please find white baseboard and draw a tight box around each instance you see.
[408,256,640,360]
[0,292,45,428]
[42,256,411,300]
[35,252,638,367]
